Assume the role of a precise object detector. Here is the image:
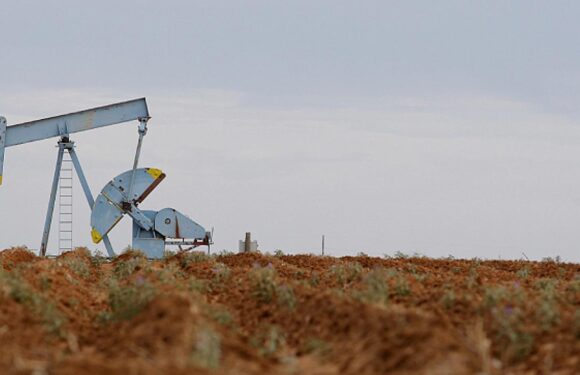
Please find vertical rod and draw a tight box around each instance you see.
[127,119,148,203]
[68,147,115,257]
[40,143,65,256]
[322,235,325,256]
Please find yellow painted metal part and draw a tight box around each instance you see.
[146,168,163,180]
[0,175,2,185]
[91,227,103,244]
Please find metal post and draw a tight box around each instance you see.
[322,235,325,256]
[244,232,251,253]
[68,147,115,257]
[40,141,65,256]
[127,118,148,203]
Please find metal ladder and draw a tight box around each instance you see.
[58,154,73,252]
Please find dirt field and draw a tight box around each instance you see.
[0,247,578,374]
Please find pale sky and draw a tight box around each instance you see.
[1,1,579,261]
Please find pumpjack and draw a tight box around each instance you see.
[0,98,212,258]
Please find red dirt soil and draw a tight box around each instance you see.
[0,248,578,374]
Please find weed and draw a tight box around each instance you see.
[249,265,297,310]
[39,275,52,291]
[0,269,65,335]
[204,305,233,327]
[157,262,184,284]
[329,262,363,287]
[466,266,479,289]
[355,268,389,305]
[490,307,534,363]
[212,262,231,284]
[188,277,208,294]
[251,325,285,358]
[441,289,456,310]
[250,265,277,303]
[394,251,409,259]
[309,272,320,287]
[191,326,221,369]
[535,278,560,331]
[61,257,90,279]
[276,284,297,310]
[394,274,411,296]
[90,250,107,268]
[181,251,212,268]
[105,279,156,321]
[516,266,531,280]
[301,338,330,357]
[113,252,148,279]
[574,309,580,339]
[274,249,284,257]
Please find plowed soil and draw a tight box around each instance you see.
[0,247,579,374]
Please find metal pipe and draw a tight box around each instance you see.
[127,118,148,204]
[40,141,65,256]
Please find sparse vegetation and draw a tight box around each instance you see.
[0,247,578,374]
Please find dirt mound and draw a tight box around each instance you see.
[0,247,37,269]
[0,248,578,374]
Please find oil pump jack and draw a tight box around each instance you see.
[0,98,212,258]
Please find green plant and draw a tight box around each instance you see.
[212,262,231,284]
[574,309,580,339]
[440,289,456,310]
[276,284,297,310]
[329,262,363,287]
[61,256,90,278]
[301,338,330,357]
[191,326,221,369]
[251,325,285,358]
[516,266,531,280]
[355,268,389,305]
[394,274,411,296]
[180,251,211,268]
[204,305,233,327]
[105,279,156,321]
[249,266,297,310]
[0,270,65,335]
[250,266,277,303]
[490,307,534,363]
[274,249,284,257]
[113,251,148,279]
[394,251,409,259]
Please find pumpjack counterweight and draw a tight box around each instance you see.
[0,98,212,258]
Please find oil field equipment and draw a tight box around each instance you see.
[0,98,212,258]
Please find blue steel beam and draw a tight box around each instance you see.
[0,98,149,185]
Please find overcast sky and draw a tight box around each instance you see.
[1,1,580,261]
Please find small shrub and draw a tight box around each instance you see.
[274,249,284,257]
[276,284,297,310]
[441,289,456,310]
[212,263,231,284]
[301,338,330,357]
[329,262,363,287]
[0,270,64,335]
[105,279,156,321]
[516,266,531,280]
[113,252,148,279]
[394,274,411,296]
[181,251,212,268]
[250,265,277,303]
[204,305,233,327]
[61,257,90,279]
[355,268,389,305]
[251,325,285,358]
[191,326,221,369]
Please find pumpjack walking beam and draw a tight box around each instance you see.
[0,98,150,256]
